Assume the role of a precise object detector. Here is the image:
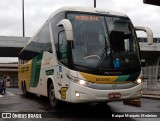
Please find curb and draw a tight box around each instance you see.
[142,95,160,100]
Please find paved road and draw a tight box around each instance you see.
[0,88,160,121]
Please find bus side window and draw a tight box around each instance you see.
[41,24,53,53]
[50,12,66,52]
[58,31,68,65]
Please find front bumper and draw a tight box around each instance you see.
[70,81,142,103]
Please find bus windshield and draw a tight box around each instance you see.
[67,13,140,75]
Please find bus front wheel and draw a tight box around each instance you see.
[48,82,60,108]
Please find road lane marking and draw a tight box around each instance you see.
[0,94,4,98]
[6,92,16,96]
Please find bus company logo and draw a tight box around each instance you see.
[2,113,11,118]
[104,71,122,75]
[112,84,117,89]
[59,87,68,100]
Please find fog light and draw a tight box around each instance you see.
[75,92,80,97]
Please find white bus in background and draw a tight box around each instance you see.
[18,6,153,107]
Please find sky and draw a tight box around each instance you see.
[0,0,160,63]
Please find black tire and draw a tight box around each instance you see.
[22,81,29,97]
[21,81,24,91]
[48,82,60,108]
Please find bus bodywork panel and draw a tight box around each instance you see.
[18,58,142,103]
[18,7,153,105]
[18,52,56,96]
[69,81,142,103]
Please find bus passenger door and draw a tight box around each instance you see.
[58,31,70,101]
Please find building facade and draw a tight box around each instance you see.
[0,63,18,87]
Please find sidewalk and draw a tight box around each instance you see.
[142,90,160,99]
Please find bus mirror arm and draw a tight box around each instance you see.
[135,26,153,45]
[57,19,74,69]
[57,19,74,41]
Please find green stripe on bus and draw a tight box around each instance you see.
[30,54,43,87]
[114,75,130,82]
[45,69,54,75]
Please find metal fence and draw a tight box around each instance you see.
[142,66,160,91]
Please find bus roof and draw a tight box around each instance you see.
[50,6,128,19]
[19,6,128,57]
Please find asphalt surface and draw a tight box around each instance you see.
[0,88,160,121]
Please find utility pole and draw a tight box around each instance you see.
[22,0,25,37]
[94,0,96,8]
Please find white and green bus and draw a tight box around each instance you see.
[18,6,153,107]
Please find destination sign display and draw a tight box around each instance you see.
[75,15,99,21]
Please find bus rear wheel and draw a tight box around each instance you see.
[48,82,60,108]
[22,81,29,97]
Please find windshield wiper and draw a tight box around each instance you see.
[96,35,109,69]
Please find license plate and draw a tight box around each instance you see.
[108,92,121,99]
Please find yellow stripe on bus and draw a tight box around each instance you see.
[80,72,118,84]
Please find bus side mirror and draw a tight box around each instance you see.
[57,19,73,41]
[57,19,74,68]
[135,26,153,45]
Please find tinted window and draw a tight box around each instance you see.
[58,31,68,65]
[67,13,109,68]
[50,12,65,51]
[19,23,52,60]
[41,24,52,52]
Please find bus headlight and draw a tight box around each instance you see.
[78,79,88,86]
[67,74,88,86]
[136,78,142,84]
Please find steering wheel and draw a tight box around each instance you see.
[84,55,100,60]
